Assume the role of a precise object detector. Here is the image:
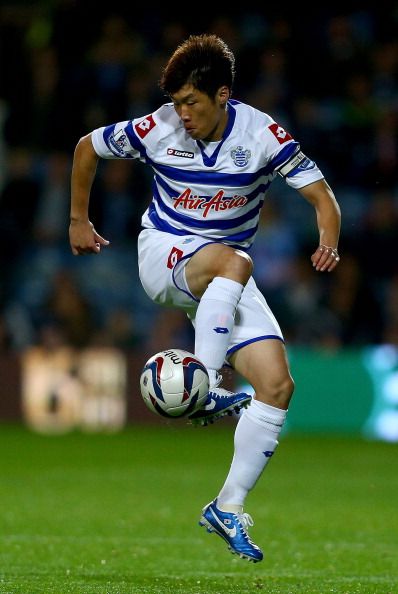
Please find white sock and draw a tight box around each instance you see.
[217,399,287,509]
[194,277,244,383]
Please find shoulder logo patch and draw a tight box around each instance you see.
[109,129,129,155]
[268,123,293,144]
[135,114,156,139]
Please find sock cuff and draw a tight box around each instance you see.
[203,276,244,307]
[246,399,287,431]
[211,276,244,292]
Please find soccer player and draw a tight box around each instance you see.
[69,34,341,562]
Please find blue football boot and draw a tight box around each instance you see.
[188,387,251,426]
[199,499,263,562]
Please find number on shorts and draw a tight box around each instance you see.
[167,247,184,269]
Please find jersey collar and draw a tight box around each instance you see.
[196,102,236,168]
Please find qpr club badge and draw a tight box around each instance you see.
[231,146,251,168]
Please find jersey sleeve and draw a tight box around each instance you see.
[262,120,324,189]
[91,120,141,160]
[91,110,163,164]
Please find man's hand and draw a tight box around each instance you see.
[69,219,110,255]
[311,244,340,272]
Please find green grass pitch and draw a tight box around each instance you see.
[0,422,397,594]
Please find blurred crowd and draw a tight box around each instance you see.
[0,3,398,355]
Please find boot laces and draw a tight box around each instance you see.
[210,372,223,389]
[236,512,257,545]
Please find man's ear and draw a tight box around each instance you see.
[218,86,230,106]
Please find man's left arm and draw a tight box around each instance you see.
[298,179,341,272]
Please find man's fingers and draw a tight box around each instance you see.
[312,244,340,271]
[94,232,110,246]
[71,243,101,255]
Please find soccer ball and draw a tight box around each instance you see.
[140,349,209,418]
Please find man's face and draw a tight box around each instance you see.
[170,84,229,142]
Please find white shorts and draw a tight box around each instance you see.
[137,228,284,359]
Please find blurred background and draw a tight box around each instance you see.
[0,2,397,440]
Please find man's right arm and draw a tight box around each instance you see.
[69,134,110,256]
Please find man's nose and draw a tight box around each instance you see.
[180,106,190,121]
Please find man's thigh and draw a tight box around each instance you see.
[225,277,284,358]
[230,337,292,397]
[137,228,213,310]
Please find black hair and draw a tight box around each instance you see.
[160,34,235,98]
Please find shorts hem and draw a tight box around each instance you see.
[226,335,284,357]
[172,240,219,304]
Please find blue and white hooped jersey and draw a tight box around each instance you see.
[91,99,324,249]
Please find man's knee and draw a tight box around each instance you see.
[256,374,295,409]
[221,249,253,284]
[186,244,253,297]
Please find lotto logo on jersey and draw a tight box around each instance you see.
[268,123,293,144]
[167,148,194,159]
[135,114,156,139]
